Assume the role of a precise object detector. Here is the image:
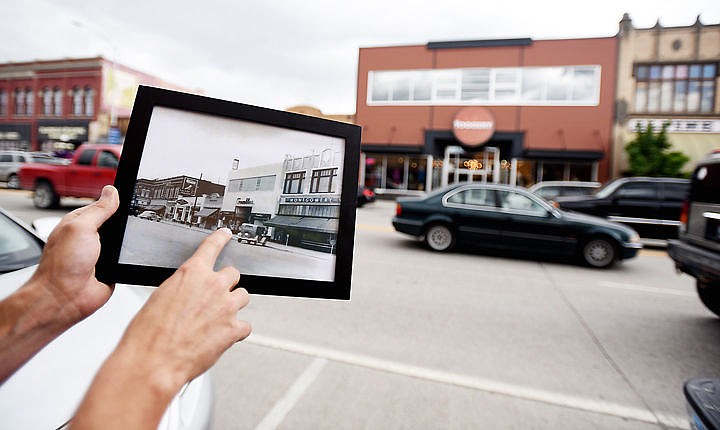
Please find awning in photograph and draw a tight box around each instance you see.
[264,215,303,228]
[195,208,219,218]
[294,217,338,233]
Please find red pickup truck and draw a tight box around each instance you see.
[19,144,122,208]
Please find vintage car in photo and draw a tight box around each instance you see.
[138,210,161,221]
[0,208,213,429]
[392,183,642,268]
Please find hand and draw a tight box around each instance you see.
[120,227,252,384]
[30,185,120,324]
[70,228,251,430]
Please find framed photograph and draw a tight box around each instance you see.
[97,86,361,300]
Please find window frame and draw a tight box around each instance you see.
[633,62,717,114]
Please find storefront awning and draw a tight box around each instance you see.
[294,217,338,233]
[264,215,303,228]
[264,216,338,233]
[196,208,219,218]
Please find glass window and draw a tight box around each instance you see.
[14,89,25,115]
[391,78,410,101]
[84,87,94,116]
[662,183,689,202]
[413,73,432,101]
[283,172,305,194]
[73,87,83,115]
[25,89,33,115]
[447,188,496,207]
[53,88,63,116]
[97,151,118,168]
[615,182,658,199]
[42,88,53,115]
[0,154,12,162]
[499,191,546,215]
[310,168,338,193]
[76,149,96,166]
[0,89,7,115]
[385,156,405,189]
[634,62,716,113]
[0,212,43,273]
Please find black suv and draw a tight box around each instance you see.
[668,153,720,317]
[555,177,690,240]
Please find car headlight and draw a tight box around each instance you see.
[628,233,641,244]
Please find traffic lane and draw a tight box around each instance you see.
[0,189,90,224]
[547,264,719,425]
[213,343,660,429]
[230,227,682,422]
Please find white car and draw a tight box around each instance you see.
[0,209,213,429]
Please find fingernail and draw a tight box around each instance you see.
[220,227,232,236]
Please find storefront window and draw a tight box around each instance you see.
[283,172,305,194]
[385,156,405,189]
[364,156,383,189]
[407,157,427,191]
[310,168,338,193]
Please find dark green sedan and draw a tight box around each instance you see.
[392,183,643,268]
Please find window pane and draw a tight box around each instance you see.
[649,65,661,79]
[689,65,702,79]
[462,69,490,101]
[635,82,648,112]
[675,65,688,79]
[702,64,716,79]
[521,68,544,101]
[662,65,674,79]
[77,149,96,166]
[660,81,673,112]
[687,81,701,111]
[700,82,715,113]
[572,68,596,102]
[370,75,390,101]
[636,65,648,80]
[647,82,660,112]
[673,81,687,112]
[392,78,410,101]
[413,75,432,101]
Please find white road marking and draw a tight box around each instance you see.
[247,334,688,429]
[598,281,695,297]
[254,357,328,430]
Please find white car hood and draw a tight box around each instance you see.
[0,266,152,428]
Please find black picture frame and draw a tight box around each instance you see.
[97,86,361,300]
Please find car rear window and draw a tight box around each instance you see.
[691,162,720,204]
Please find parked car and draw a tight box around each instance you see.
[392,183,642,268]
[0,150,68,189]
[555,176,690,240]
[18,144,121,209]
[237,222,270,245]
[138,210,161,221]
[357,186,376,207]
[528,181,601,201]
[667,152,720,317]
[0,208,213,429]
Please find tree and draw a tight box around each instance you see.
[625,122,689,177]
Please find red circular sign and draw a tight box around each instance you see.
[452,107,495,147]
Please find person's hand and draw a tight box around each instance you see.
[70,228,251,429]
[120,227,252,384]
[1,185,119,383]
[30,185,119,325]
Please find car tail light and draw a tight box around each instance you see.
[396,204,402,216]
[679,199,689,229]
[363,188,375,198]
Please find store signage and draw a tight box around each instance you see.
[284,196,341,204]
[628,119,720,133]
[37,125,87,140]
[452,107,495,146]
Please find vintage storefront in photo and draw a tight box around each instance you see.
[355,36,617,195]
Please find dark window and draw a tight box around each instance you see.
[97,151,118,168]
[662,183,690,202]
[76,149,96,166]
[615,182,658,199]
[0,154,12,163]
[283,172,305,194]
[310,168,338,193]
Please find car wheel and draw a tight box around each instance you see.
[424,224,454,252]
[582,238,616,268]
[6,174,20,189]
[33,181,59,209]
[697,280,720,317]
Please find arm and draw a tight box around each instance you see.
[0,185,119,383]
[70,228,251,430]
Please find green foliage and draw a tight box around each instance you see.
[625,122,689,177]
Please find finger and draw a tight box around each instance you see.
[216,266,241,290]
[230,287,250,309]
[190,228,233,266]
[70,185,120,229]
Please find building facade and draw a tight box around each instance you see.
[613,14,720,177]
[355,37,618,195]
[0,57,182,152]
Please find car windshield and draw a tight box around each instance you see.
[593,180,623,198]
[0,213,43,274]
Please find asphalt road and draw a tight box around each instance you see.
[1,189,718,429]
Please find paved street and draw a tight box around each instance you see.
[1,189,718,429]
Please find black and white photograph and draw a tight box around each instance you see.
[91,86,361,298]
[118,105,347,282]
